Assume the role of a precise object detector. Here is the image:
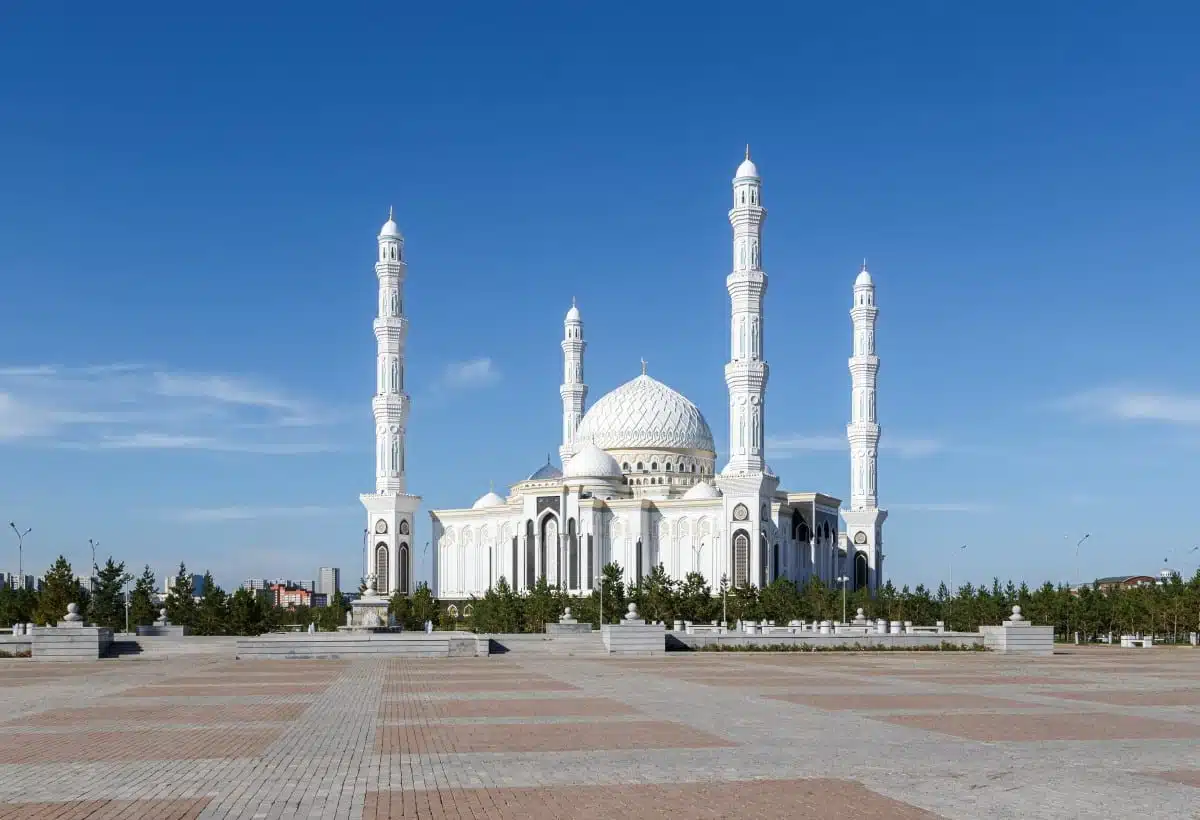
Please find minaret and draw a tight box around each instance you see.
[723,146,768,474]
[360,208,422,598]
[841,260,886,591]
[559,299,587,466]
[848,260,879,509]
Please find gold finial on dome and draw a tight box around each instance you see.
[640,357,647,376]
[745,144,750,160]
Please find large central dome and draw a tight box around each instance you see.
[575,374,715,454]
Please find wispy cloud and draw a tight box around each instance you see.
[0,363,341,453]
[437,357,500,391]
[889,502,995,513]
[166,505,348,523]
[767,433,945,459]
[1057,387,1200,425]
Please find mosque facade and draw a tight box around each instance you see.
[361,151,886,603]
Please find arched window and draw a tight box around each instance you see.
[375,543,390,595]
[525,520,535,590]
[854,552,869,590]
[691,464,697,473]
[447,604,458,619]
[732,531,749,587]
[622,462,630,471]
[665,463,673,471]
[568,518,579,589]
[399,520,410,535]
[637,462,644,471]
[399,542,410,594]
[651,462,658,471]
[463,604,473,617]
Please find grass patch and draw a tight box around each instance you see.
[694,641,986,653]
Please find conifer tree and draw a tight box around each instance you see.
[129,565,158,627]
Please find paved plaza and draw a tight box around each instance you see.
[1,648,1199,818]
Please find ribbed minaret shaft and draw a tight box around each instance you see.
[723,146,768,474]
[848,261,880,510]
[373,209,410,494]
[559,300,587,466]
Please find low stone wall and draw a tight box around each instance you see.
[601,623,665,655]
[136,625,189,637]
[0,635,32,656]
[545,622,593,635]
[31,625,114,662]
[670,632,983,651]
[980,624,1054,655]
[234,631,487,660]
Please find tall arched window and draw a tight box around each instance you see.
[375,543,390,595]
[541,515,557,585]
[399,542,410,594]
[855,552,869,590]
[568,519,579,590]
[525,520,536,590]
[732,531,749,587]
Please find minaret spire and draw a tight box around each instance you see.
[848,260,879,509]
[841,260,886,591]
[559,299,587,466]
[722,146,768,474]
[360,210,421,598]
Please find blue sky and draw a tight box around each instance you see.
[2,2,1198,592]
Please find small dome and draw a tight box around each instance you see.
[472,491,506,509]
[566,303,581,323]
[379,207,402,239]
[735,158,759,179]
[526,461,563,481]
[855,262,873,287]
[683,481,721,500]
[564,442,622,480]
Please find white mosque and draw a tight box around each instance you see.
[360,149,887,604]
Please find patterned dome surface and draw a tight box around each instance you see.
[576,375,715,454]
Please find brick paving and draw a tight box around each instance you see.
[0,646,1198,818]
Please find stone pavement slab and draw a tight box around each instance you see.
[0,646,1198,818]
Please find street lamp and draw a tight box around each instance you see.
[595,573,604,627]
[836,575,849,624]
[88,538,99,586]
[1074,533,1091,587]
[9,523,30,587]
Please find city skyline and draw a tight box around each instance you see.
[2,4,1199,591]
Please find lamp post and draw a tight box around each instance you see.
[361,528,368,587]
[595,573,604,627]
[88,538,99,590]
[124,595,131,634]
[836,575,849,624]
[1074,533,1091,587]
[9,523,30,588]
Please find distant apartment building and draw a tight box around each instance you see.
[242,578,268,592]
[2,573,36,591]
[270,583,328,609]
[162,573,206,598]
[317,567,340,598]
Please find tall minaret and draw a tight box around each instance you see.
[361,208,421,598]
[847,260,879,509]
[559,299,587,466]
[723,146,769,475]
[841,260,886,591]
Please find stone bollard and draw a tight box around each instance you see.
[889,620,902,635]
[903,620,913,634]
[935,620,945,634]
[876,618,888,635]
[819,621,832,635]
[673,620,683,632]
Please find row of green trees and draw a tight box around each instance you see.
[438,563,1200,643]
[0,556,351,636]
[6,554,1199,643]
